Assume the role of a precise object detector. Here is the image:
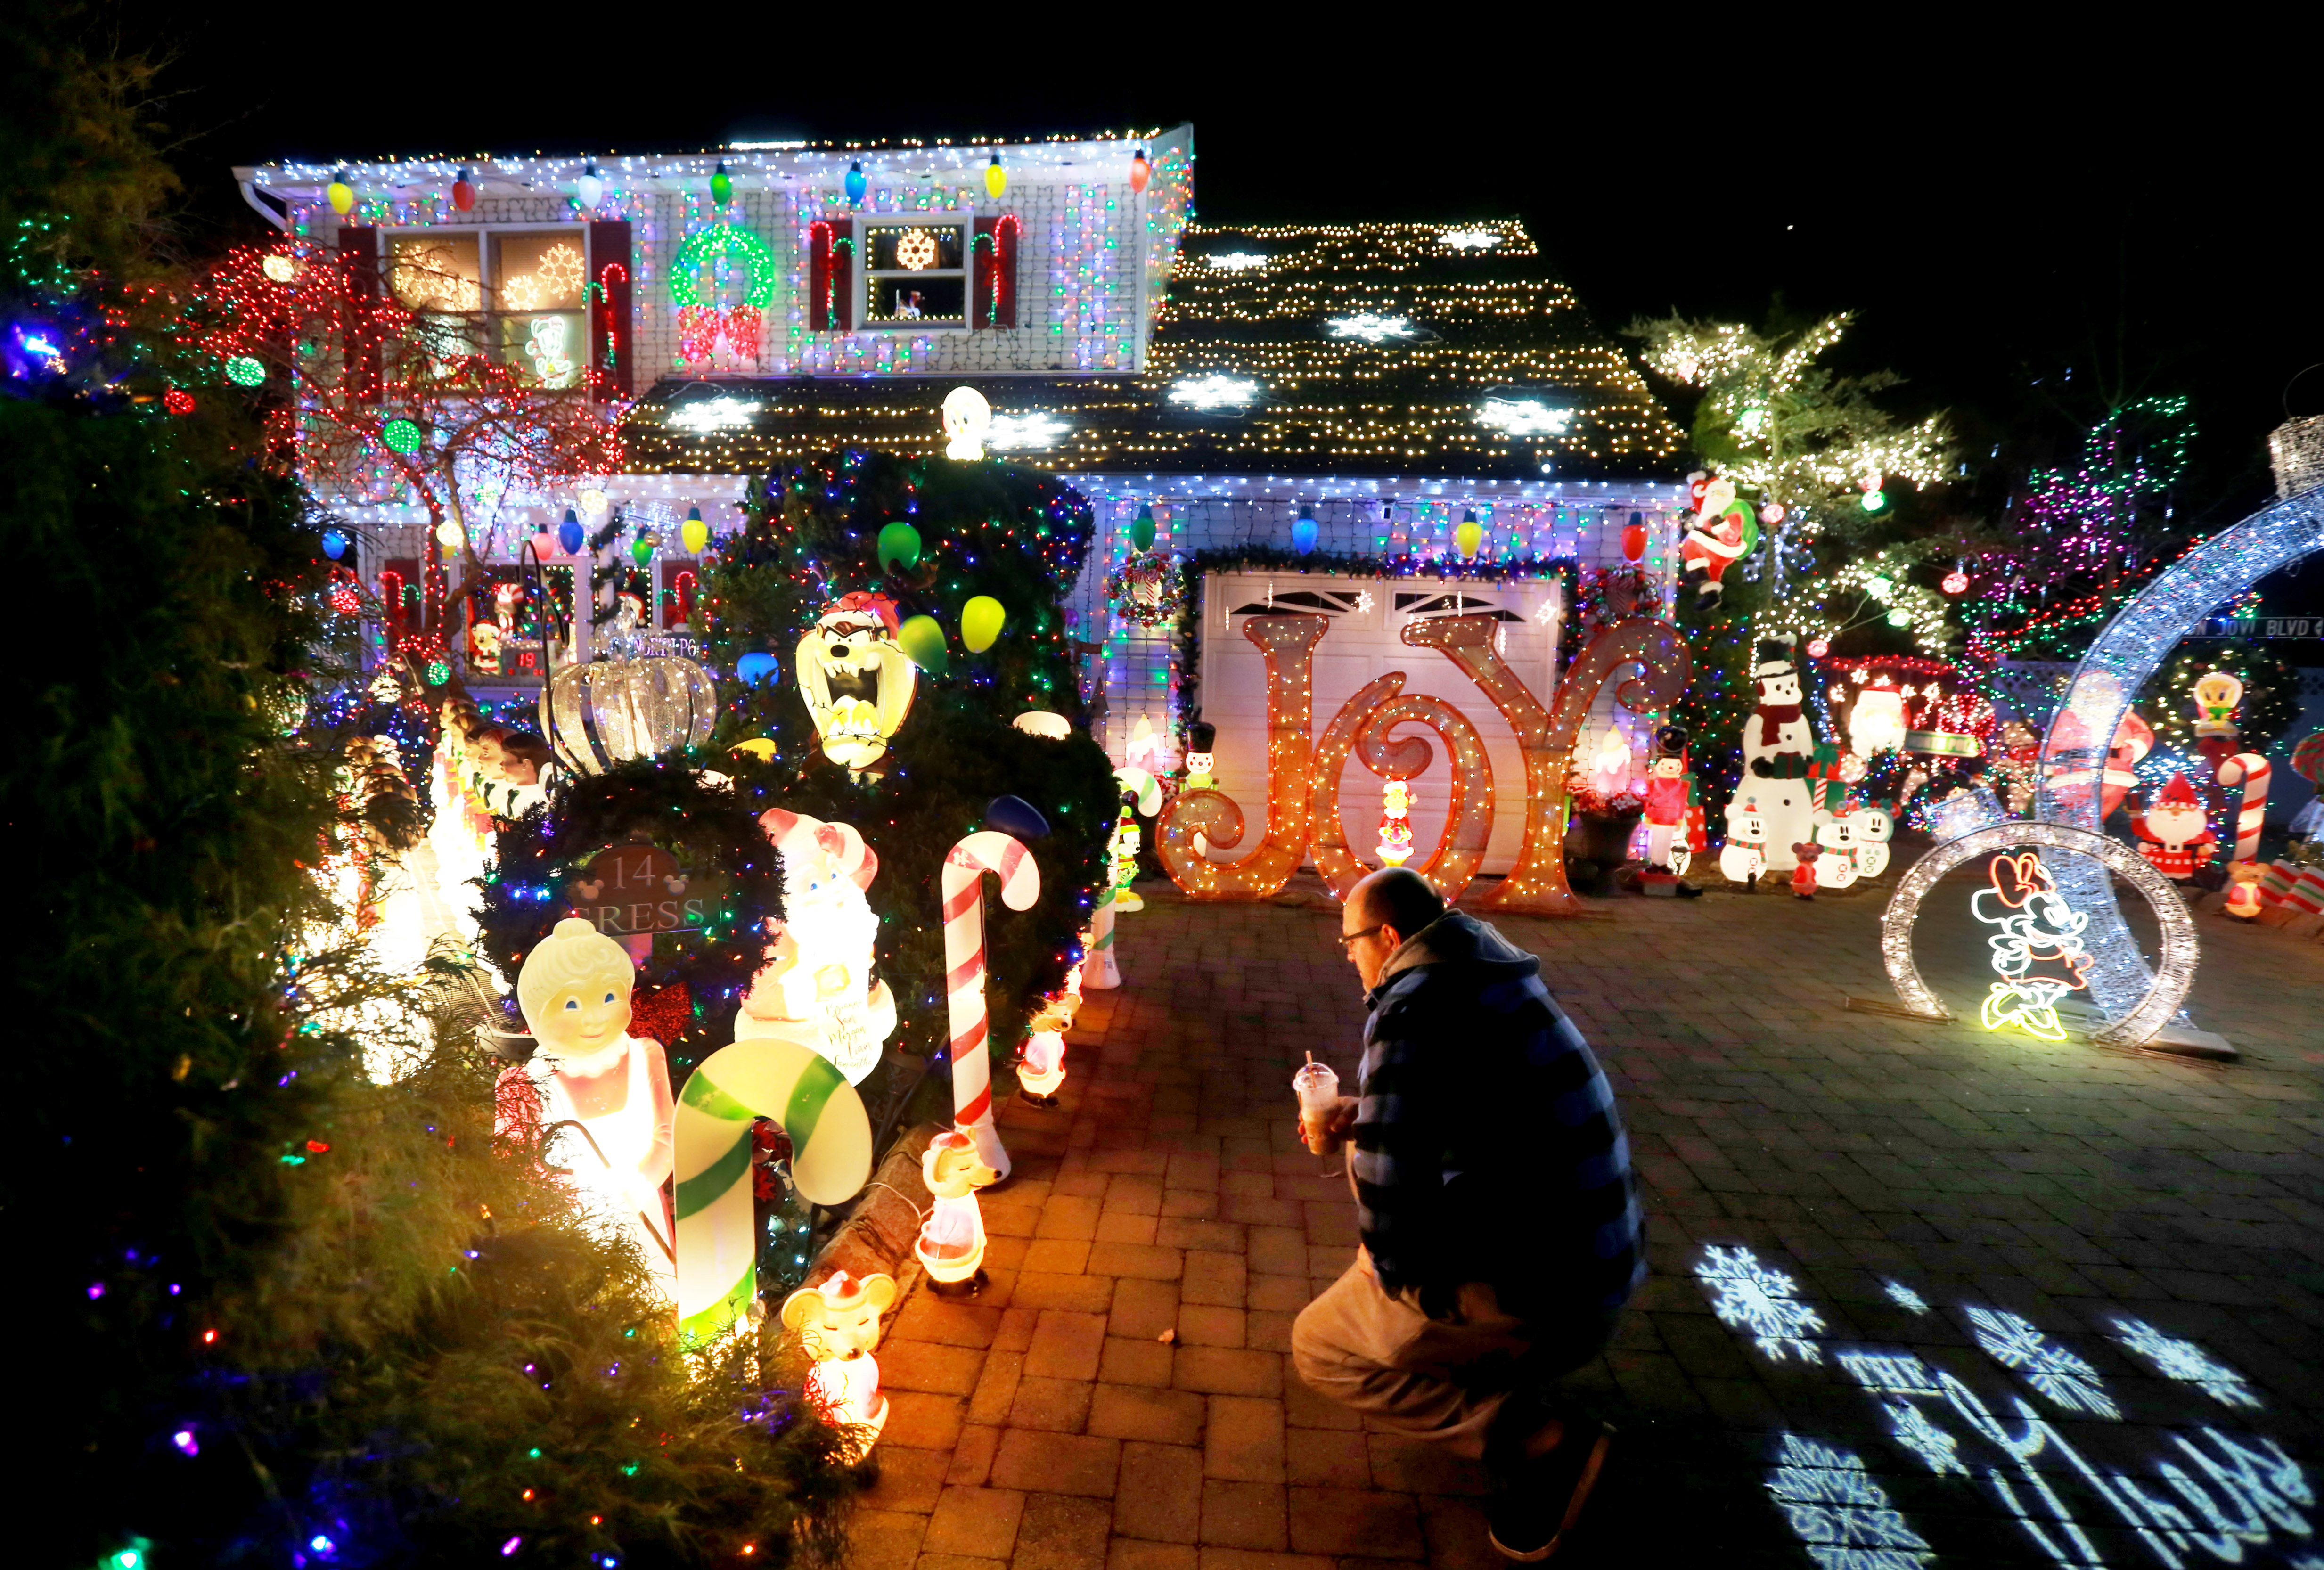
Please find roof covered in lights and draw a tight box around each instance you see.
[619,220,1686,481]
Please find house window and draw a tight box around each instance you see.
[381,228,588,387]
[861,221,966,327]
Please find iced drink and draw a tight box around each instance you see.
[1293,1055,1341,1154]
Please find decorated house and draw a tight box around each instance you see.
[237,128,1693,883]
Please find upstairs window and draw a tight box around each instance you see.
[382,228,587,387]
[861,221,966,328]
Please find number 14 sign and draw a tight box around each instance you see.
[569,842,714,936]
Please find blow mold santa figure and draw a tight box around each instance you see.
[2134,772,2217,882]
[1726,638,1819,875]
[1678,473,1759,602]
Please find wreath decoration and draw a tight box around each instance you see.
[671,226,779,362]
[1103,549,1185,628]
[474,762,784,1069]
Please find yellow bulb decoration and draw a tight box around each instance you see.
[1455,511,1484,558]
[680,506,710,555]
[984,155,1007,199]
[327,173,354,215]
[960,595,1007,654]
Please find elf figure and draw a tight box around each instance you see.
[1790,842,1820,899]
[1727,638,1818,874]
[1109,793,1146,912]
[2133,772,2217,882]
[1643,725,1693,872]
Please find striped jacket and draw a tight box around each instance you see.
[1351,912,1644,1317]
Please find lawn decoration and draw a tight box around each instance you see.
[916,1130,999,1289]
[941,831,1040,1178]
[1720,798,1769,886]
[2215,753,2270,866]
[541,655,719,777]
[1729,638,1818,875]
[1677,473,1758,602]
[1644,724,1693,873]
[2133,773,2216,882]
[1110,766,1162,911]
[512,918,677,1303]
[1376,780,1415,866]
[1307,671,1494,903]
[736,810,894,1085]
[797,591,917,776]
[672,1034,873,1348]
[781,1270,897,1459]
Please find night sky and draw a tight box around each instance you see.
[131,16,2319,611]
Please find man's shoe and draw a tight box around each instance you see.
[1485,1418,1613,1562]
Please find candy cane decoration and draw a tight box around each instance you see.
[1080,896,1120,989]
[2216,753,2270,863]
[943,831,1040,1179]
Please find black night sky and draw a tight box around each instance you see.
[132,15,2321,608]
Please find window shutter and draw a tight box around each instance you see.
[810,218,853,333]
[340,226,382,403]
[973,215,1018,330]
[588,221,633,401]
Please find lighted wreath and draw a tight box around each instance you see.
[671,225,779,361]
[1103,550,1184,628]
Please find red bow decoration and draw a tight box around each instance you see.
[628,981,693,1047]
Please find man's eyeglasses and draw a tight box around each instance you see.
[1338,925,1385,950]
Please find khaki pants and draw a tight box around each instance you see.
[1290,1254,1617,1463]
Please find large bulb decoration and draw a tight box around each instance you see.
[797,592,918,776]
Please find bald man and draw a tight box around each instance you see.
[1294,868,1641,1562]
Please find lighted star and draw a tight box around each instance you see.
[1326,313,1416,344]
[1206,252,1268,271]
[988,412,1071,450]
[1169,375,1260,411]
[1440,227,1500,250]
[1478,397,1572,437]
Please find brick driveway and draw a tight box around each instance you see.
[851,853,2324,1569]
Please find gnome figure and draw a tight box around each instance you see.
[2133,772,2217,882]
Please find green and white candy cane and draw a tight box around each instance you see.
[673,1036,871,1349]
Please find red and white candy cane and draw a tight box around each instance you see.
[2216,753,2270,863]
[942,831,1040,1179]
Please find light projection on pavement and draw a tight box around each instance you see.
[1694,1243,2314,1569]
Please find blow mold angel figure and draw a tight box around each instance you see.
[509,917,677,1301]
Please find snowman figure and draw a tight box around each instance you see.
[1727,638,1819,874]
[1719,797,1769,886]
[1848,803,1894,879]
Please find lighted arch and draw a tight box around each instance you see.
[1880,821,2195,1048]
[2034,488,2324,1020]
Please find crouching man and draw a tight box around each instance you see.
[1294,868,1643,1562]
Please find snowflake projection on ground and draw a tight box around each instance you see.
[1883,1280,1931,1315]
[1694,1244,1826,1362]
[1763,1433,1936,1568]
[2035,485,2324,1026]
[1698,1242,2317,1569]
[2113,1317,2262,1410]
[1967,1307,2120,1419]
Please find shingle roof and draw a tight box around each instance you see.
[619,219,1685,480]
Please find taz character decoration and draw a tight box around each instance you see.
[2134,772,2217,882]
[797,591,918,776]
[1677,473,1759,602]
[1727,638,1818,873]
[781,1270,899,1458]
[508,917,678,1303]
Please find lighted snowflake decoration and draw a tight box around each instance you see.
[1326,312,1415,343]
[1885,1401,1967,1478]
[1206,251,1268,271]
[1169,375,1260,411]
[536,241,584,297]
[1967,1307,2118,1418]
[1476,397,1572,437]
[1353,590,1375,612]
[1440,227,1500,250]
[987,412,1071,451]
[1695,1244,1825,1363]
[1531,599,1558,627]
[2111,1317,2261,1409]
[1882,1280,1930,1315]
[1764,1434,1934,1566]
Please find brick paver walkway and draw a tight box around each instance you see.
[852,853,2324,1569]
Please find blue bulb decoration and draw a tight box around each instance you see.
[985,794,1050,840]
[320,528,349,561]
[844,161,867,206]
[735,653,780,687]
[557,507,584,555]
[1291,506,1318,556]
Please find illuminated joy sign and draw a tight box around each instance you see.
[569,842,715,936]
[1695,1242,2309,1569]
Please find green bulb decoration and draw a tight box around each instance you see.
[631,532,655,568]
[961,595,1007,653]
[1130,504,1156,552]
[711,160,733,205]
[877,521,924,573]
[898,613,949,675]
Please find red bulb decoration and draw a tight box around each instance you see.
[1620,519,1646,562]
[1129,149,1151,193]
[1806,637,1831,658]
[163,388,195,415]
[452,167,476,212]
[1942,569,1969,595]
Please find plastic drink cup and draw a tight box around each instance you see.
[1293,1055,1340,1153]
